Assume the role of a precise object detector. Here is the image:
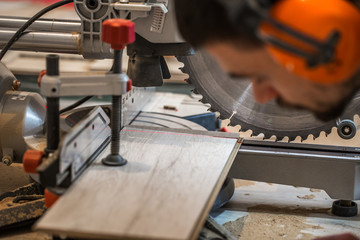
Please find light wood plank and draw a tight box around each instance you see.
[35,127,241,240]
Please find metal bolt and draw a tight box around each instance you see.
[2,155,12,166]
[12,80,21,91]
[101,50,127,167]
[337,119,357,140]
[85,0,99,10]
[342,126,351,135]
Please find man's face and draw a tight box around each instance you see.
[205,42,352,121]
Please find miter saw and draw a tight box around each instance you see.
[0,0,360,234]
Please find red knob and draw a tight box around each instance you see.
[102,19,135,50]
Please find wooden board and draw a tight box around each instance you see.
[35,127,241,240]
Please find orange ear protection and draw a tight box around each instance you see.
[260,0,360,84]
[218,0,360,84]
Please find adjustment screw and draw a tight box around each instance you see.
[2,155,12,166]
[12,80,21,90]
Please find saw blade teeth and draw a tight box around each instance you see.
[218,115,228,120]
[227,122,235,127]
[314,132,321,139]
[279,136,290,142]
[201,97,209,104]
[321,131,329,138]
[256,133,265,140]
[228,119,239,128]
[180,67,188,75]
[208,107,215,112]
[292,136,303,143]
[191,89,199,94]
[270,135,278,142]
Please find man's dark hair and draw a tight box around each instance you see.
[174,0,263,48]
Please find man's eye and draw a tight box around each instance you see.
[228,73,249,80]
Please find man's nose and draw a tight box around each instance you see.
[251,78,279,103]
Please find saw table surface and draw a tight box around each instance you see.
[35,127,240,240]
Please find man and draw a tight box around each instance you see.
[174,0,360,122]
[174,0,360,239]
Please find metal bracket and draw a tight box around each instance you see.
[59,106,111,178]
[38,106,111,188]
[114,0,168,33]
[40,73,129,97]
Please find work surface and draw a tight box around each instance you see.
[35,127,240,240]
[213,180,360,239]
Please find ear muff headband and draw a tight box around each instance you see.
[260,0,360,84]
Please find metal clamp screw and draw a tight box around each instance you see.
[12,80,21,91]
[2,155,13,166]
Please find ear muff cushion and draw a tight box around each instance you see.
[261,0,360,84]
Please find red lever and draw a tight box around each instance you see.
[23,150,45,174]
[102,19,135,50]
[127,79,133,92]
[44,189,60,208]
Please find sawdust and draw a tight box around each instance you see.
[238,212,317,240]
[0,163,30,195]
[297,194,316,200]
[234,180,256,188]
[0,197,15,209]
[223,217,247,239]
[223,205,326,240]
[27,206,45,219]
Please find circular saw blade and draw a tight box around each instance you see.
[177,50,360,141]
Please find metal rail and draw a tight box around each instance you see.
[229,140,360,200]
[0,30,81,54]
[0,16,81,32]
[0,16,81,54]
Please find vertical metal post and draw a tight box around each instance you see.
[110,50,122,156]
[45,55,60,154]
[102,50,127,166]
